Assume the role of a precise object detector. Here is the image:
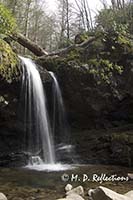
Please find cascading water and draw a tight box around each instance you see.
[49,72,75,163]
[19,56,75,171]
[49,72,69,145]
[20,56,55,165]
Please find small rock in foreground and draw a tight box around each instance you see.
[57,185,85,200]
[128,173,133,180]
[65,184,73,192]
[66,186,84,197]
[0,193,7,200]
[124,191,133,198]
[57,194,84,200]
[66,194,84,200]
[88,186,132,200]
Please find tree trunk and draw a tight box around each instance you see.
[11,32,98,57]
[11,33,48,56]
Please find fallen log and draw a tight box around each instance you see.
[10,32,98,57]
[10,33,48,56]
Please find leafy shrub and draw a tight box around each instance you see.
[88,58,123,84]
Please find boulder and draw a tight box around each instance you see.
[57,195,84,200]
[66,186,84,197]
[65,184,73,192]
[0,193,7,200]
[88,186,131,200]
[56,199,66,200]
[66,194,84,200]
[124,191,133,198]
[128,173,133,180]
[57,185,85,200]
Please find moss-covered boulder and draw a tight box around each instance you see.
[0,39,23,166]
[0,39,19,82]
[0,3,17,35]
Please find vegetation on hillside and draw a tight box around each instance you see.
[0,3,18,82]
[0,0,132,83]
[0,3,16,36]
[0,39,18,82]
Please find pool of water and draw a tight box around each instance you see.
[0,164,132,200]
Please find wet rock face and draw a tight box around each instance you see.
[37,58,133,167]
[0,57,54,167]
[54,61,133,130]
[0,59,54,167]
[72,128,133,167]
[0,78,26,166]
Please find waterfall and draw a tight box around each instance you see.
[20,56,55,164]
[19,56,75,171]
[49,72,75,163]
[49,72,69,146]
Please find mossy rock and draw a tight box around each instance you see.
[111,133,129,143]
[75,32,89,44]
[37,56,69,72]
[0,39,19,82]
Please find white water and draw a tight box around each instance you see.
[49,72,69,145]
[20,56,55,164]
[19,57,74,171]
[26,162,74,171]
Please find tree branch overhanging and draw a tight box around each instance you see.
[11,32,99,57]
[47,36,98,57]
[11,33,49,56]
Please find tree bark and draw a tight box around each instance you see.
[11,33,48,56]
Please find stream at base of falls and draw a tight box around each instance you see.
[0,164,132,200]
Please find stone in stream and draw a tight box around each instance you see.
[57,185,85,200]
[88,186,132,200]
[66,186,84,197]
[66,194,84,200]
[124,191,133,198]
[56,199,66,200]
[128,173,133,180]
[0,193,7,200]
[57,194,84,200]
[65,184,73,192]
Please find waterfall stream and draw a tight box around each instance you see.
[20,56,55,164]
[49,71,70,146]
[19,56,74,171]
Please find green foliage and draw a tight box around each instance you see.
[0,39,18,82]
[95,3,133,34]
[66,48,81,62]
[96,9,116,31]
[88,58,123,84]
[93,22,133,63]
[0,3,16,35]
[75,32,89,44]
[103,23,133,59]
